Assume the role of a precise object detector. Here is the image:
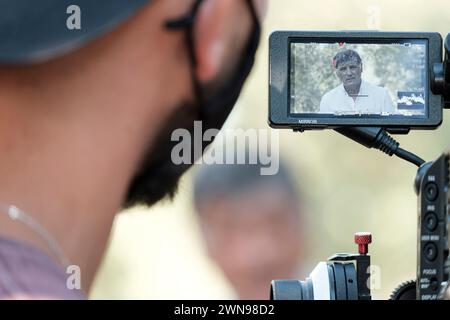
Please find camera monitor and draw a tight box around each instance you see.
[269,31,443,131]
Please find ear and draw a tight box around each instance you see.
[193,0,251,83]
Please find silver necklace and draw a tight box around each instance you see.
[0,203,70,268]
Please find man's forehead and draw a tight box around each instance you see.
[337,58,361,68]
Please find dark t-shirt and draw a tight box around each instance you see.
[0,237,85,299]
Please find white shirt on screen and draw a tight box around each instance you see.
[319,81,395,115]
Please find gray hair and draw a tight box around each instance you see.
[333,49,362,69]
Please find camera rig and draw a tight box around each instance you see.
[270,33,450,300]
[271,233,372,300]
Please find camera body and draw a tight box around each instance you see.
[416,153,450,299]
[271,233,372,300]
[269,31,443,132]
[271,151,450,300]
[268,31,450,300]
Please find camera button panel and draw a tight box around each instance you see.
[424,212,438,231]
[425,183,439,201]
[424,242,438,262]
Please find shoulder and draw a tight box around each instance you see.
[0,237,85,300]
[322,85,342,101]
[363,81,389,95]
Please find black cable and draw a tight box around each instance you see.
[335,127,426,168]
[394,148,426,167]
[373,130,425,166]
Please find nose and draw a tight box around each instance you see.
[345,67,353,76]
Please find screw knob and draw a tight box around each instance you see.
[355,232,372,255]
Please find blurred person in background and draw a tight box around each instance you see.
[0,0,266,299]
[193,161,306,300]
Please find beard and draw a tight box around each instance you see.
[122,97,199,209]
[121,65,235,209]
[122,62,244,209]
[122,12,260,209]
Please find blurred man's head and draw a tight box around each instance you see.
[193,162,305,300]
[333,49,363,91]
[0,0,267,290]
[0,0,267,209]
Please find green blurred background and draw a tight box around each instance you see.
[90,0,450,300]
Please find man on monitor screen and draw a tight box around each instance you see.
[319,49,395,115]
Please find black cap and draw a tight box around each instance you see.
[0,0,150,64]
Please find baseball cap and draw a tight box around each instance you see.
[0,0,151,64]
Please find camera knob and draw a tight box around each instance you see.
[355,232,372,255]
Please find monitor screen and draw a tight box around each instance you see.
[289,39,428,118]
